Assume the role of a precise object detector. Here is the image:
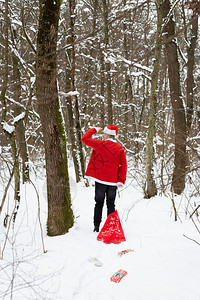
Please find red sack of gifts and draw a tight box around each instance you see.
[97,210,126,244]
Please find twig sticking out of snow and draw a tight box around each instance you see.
[183,234,200,246]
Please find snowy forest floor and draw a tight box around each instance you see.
[1,171,200,300]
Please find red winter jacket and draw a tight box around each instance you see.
[81,128,127,186]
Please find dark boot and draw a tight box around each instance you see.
[93,225,99,232]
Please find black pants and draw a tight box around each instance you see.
[94,182,117,227]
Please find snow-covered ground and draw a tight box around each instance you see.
[1,173,200,300]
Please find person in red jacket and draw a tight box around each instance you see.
[81,125,127,232]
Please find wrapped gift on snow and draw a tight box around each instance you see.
[110,269,127,283]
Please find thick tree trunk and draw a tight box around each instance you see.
[163,0,187,194]
[36,0,74,236]
[145,0,163,198]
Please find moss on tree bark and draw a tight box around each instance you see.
[36,0,74,236]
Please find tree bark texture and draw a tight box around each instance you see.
[36,0,74,236]
[122,0,135,145]
[100,44,105,128]
[0,0,9,117]
[10,134,20,222]
[12,27,30,183]
[69,0,86,180]
[163,0,187,194]
[186,16,198,134]
[102,0,113,124]
[145,0,163,198]
[0,0,20,221]
[65,49,81,183]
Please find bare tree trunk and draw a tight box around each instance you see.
[10,135,20,222]
[186,16,198,134]
[102,0,113,124]
[100,45,105,127]
[145,0,163,198]
[124,2,136,148]
[163,0,187,194]
[0,0,20,221]
[69,0,86,180]
[160,64,168,194]
[122,0,135,145]
[36,0,74,236]
[11,26,30,183]
[65,57,81,182]
[0,0,9,117]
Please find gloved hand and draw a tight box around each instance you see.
[117,183,123,188]
[96,127,103,132]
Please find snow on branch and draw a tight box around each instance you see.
[11,20,22,26]
[1,112,25,135]
[188,135,200,140]
[128,70,151,81]
[9,45,28,71]
[163,0,180,28]
[59,91,80,97]
[133,63,152,73]
[13,112,25,124]
[117,55,153,73]
[2,122,15,135]
[6,96,25,109]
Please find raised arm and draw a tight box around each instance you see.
[81,127,102,149]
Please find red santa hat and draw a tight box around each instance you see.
[103,125,118,136]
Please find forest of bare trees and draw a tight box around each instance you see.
[0,0,199,236]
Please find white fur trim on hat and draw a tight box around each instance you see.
[103,125,118,136]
